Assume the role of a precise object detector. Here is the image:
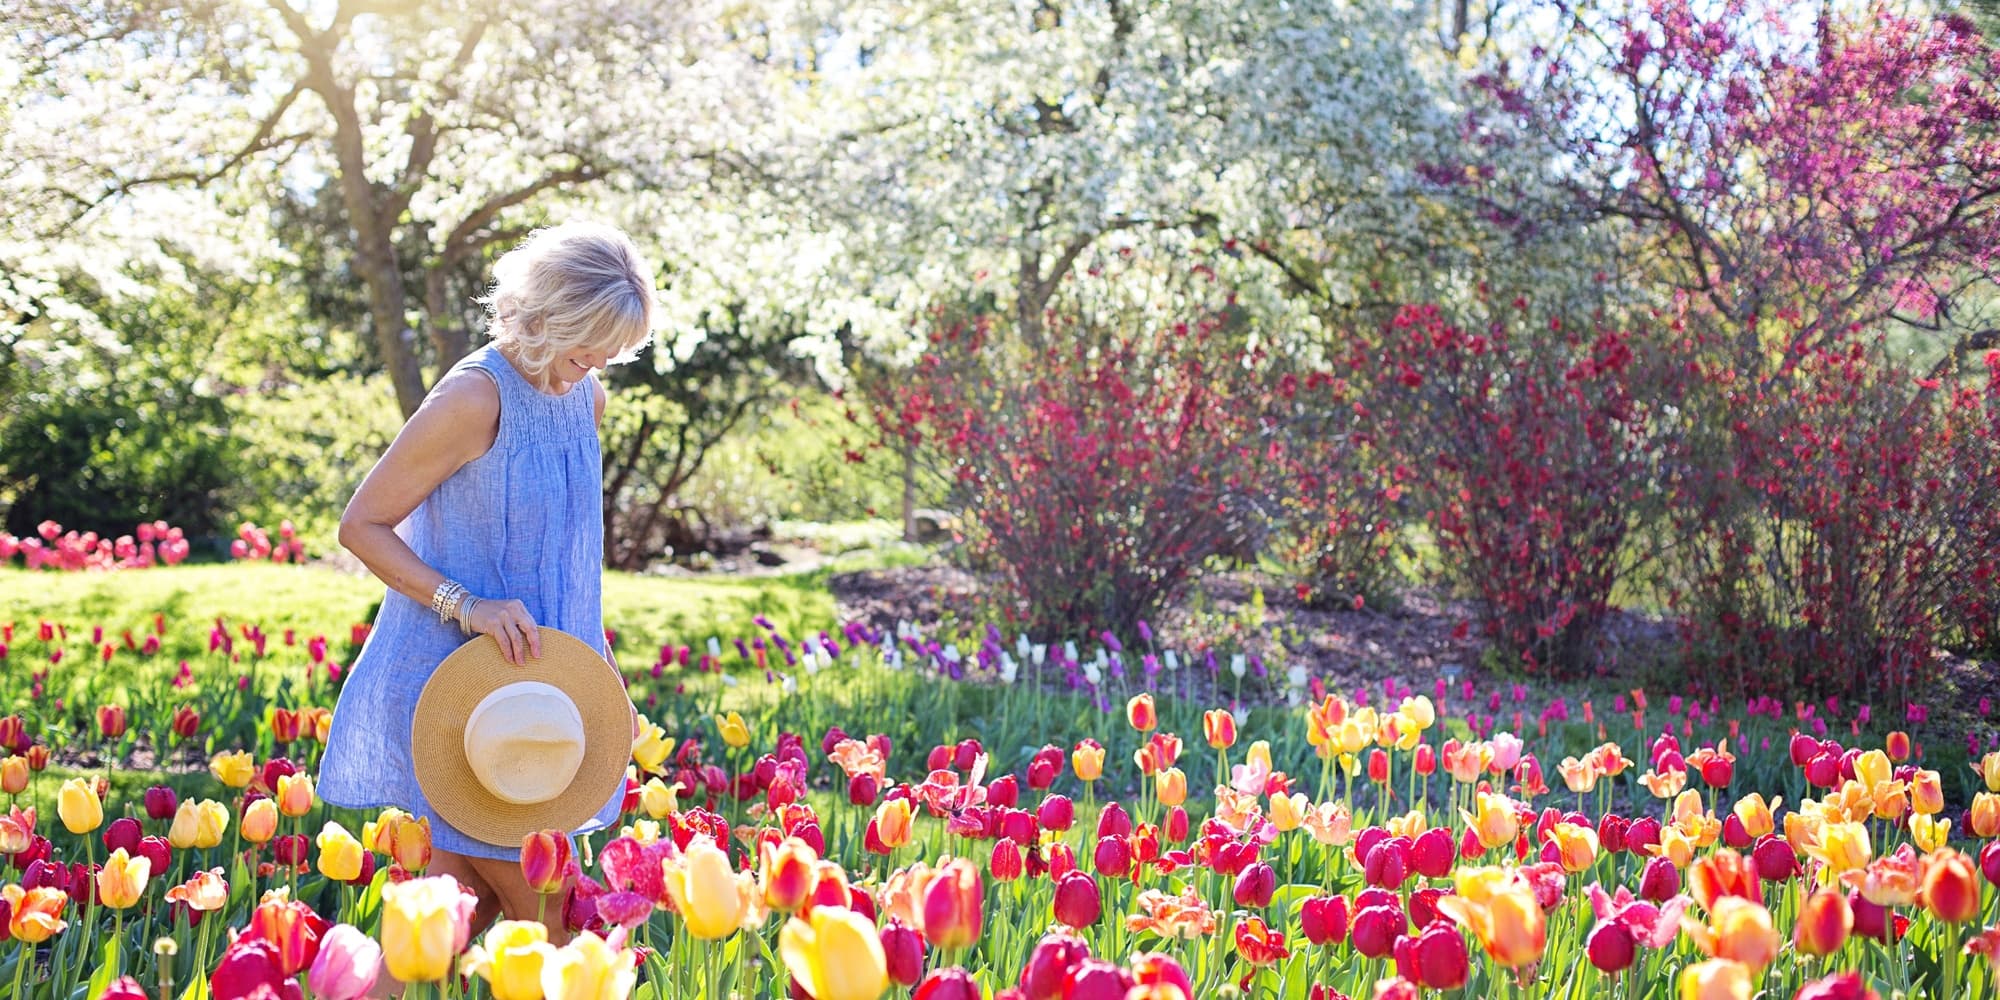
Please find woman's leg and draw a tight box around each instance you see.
[366,849,503,999]
[466,852,573,946]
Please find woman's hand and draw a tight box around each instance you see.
[466,598,542,665]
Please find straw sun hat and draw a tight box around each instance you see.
[412,627,632,846]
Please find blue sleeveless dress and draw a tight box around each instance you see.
[320,345,623,860]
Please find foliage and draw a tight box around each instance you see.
[885,274,1306,638]
[222,374,404,554]
[1668,342,2000,701]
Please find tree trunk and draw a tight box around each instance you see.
[426,265,473,375]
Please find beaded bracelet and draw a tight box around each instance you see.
[430,580,468,625]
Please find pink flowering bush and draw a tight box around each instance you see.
[0,519,191,571]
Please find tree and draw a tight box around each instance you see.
[11,0,787,416]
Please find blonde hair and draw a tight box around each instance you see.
[482,222,656,376]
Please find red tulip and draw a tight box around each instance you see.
[1409,922,1469,989]
[101,977,147,1000]
[1038,795,1075,832]
[881,918,926,986]
[990,839,1024,882]
[1413,744,1436,776]
[1233,862,1277,908]
[1096,802,1132,839]
[1884,731,1911,763]
[211,938,302,1000]
[1018,933,1090,1000]
[1065,959,1135,1000]
[1364,838,1412,889]
[170,706,201,740]
[1368,750,1390,784]
[1301,895,1350,946]
[1638,855,1679,903]
[1585,921,1635,972]
[1795,972,1882,1000]
[1921,850,1979,923]
[1027,746,1064,789]
[1129,952,1192,997]
[103,817,142,855]
[847,772,879,806]
[1351,905,1404,958]
[1164,806,1189,843]
[1981,841,2000,888]
[1052,871,1101,928]
[96,705,126,740]
[144,786,178,822]
[0,716,25,753]
[1092,836,1131,878]
[1752,835,1801,882]
[918,858,982,950]
[1795,891,1851,957]
[987,775,1019,808]
[913,969,979,1000]
[1410,827,1454,878]
[1789,733,1821,767]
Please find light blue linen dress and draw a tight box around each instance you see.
[320,344,623,860]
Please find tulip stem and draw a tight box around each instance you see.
[10,943,27,1000]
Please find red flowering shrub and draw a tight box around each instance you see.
[1268,378,1407,612]
[885,301,1304,638]
[1360,302,1666,678]
[1670,344,2000,700]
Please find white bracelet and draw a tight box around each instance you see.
[456,595,480,636]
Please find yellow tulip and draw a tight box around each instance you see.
[1910,814,1951,854]
[1246,740,1273,774]
[716,712,750,749]
[96,847,151,909]
[1385,808,1427,840]
[316,822,366,882]
[209,750,257,788]
[1460,791,1519,850]
[639,778,679,819]
[663,836,753,939]
[630,718,673,773]
[1679,959,1753,1000]
[1398,695,1436,730]
[779,906,888,1000]
[541,931,638,1000]
[1970,792,2000,838]
[168,800,204,849]
[1155,768,1187,808]
[1653,826,1697,869]
[1973,751,2000,793]
[463,920,554,1000]
[1547,823,1599,873]
[1073,742,1106,782]
[1854,750,1891,790]
[0,756,27,795]
[1269,792,1307,833]
[241,798,279,845]
[276,772,315,817]
[381,875,473,982]
[1807,821,1872,875]
[1731,794,1778,840]
[58,778,103,834]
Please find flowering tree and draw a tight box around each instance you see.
[8,0,788,416]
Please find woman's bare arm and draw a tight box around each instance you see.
[337,372,543,664]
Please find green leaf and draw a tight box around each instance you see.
[178,974,210,1000]
[86,937,119,1000]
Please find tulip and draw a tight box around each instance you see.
[916,857,982,950]
[1975,751,2000,793]
[1461,791,1519,850]
[0,756,26,796]
[380,812,433,871]
[104,816,143,855]
[1586,920,1636,972]
[1092,835,1131,878]
[1970,793,2000,839]
[1233,862,1277,908]
[522,829,573,895]
[1909,770,1943,815]
[1408,922,1469,990]
[761,837,817,913]
[1809,821,1871,875]
[463,920,553,1000]
[245,894,331,975]
[308,924,383,1000]
[316,822,366,883]
[1203,709,1237,749]
[58,778,102,834]
[716,711,750,748]
[96,847,150,908]
[989,838,1024,881]
[1795,890,1851,957]
[1367,749,1390,784]
[1920,849,1979,923]
[241,799,279,845]
[165,868,229,912]
[23,744,49,771]
[276,772,315,817]
[1052,871,1102,928]
[1983,841,2000,888]
[1694,897,1780,971]
[1073,740,1105,782]
[171,705,201,741]
[1268,791,1306,832]
[1037,794,1074,831]
[143,785,178,822]
[1751,836,1800,882]
[1849,891,1899,943]
[1129,952,1194,998]
[638,777,678,819]
[1678,958,1752,1000]
[96,704,127,739]
[1155,767,1186,808]
[1689,850,1762,910]
[1019,932,1091,1000]
[380,874,476,982]
[630,718,672,773]
[541,931,639,1000]
[1126,693,1157,732]
[4,885,68,942]
[848,772,880,806]
[780,906,889,1000]
[1547,823,1599,873]
[100,977,146,1000]
[664,836,753,939]
[881,918,926,986]
[1350,905,1404,958]
[211,938,296,1000]
[874,798,914,850]
[912,968,979,1000]
[209,750,257,788]
[1795,972,1882,1000]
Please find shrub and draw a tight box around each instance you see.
[888,299,1303,638]
[1668,342,2000,703]
[1361,301,1666,678]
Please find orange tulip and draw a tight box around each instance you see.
[240,798,279,845]
[165,869,230,912]
[1793,890,1851,957]
[1126,694,1157,733]
[1678,959,1752,1000]
[1156,768,1187,808]
[3,885,68,943]
[0,756,26,796]
[383,812,434,872]
[874,798,914,850]
[1546,823,1599,873]
[1730,794,1778,840]
[1688,850,1762,911]
[1910,770,1943,815]
[275,772,314,817]
[1884,730,1911,762]
[1842,844,1921,907]
[1435,874,1544,969]
[1920,849,1979,924]
[1689,897,1779,971]
[1203,710,1237,750]
[1970,793,2000,839]
[1460,792,1520,851]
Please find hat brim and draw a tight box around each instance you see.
[412,627,631,847]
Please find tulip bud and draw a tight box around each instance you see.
[1410,827,1454,878]
[989,839,1024,882]
[1920,849,1979,923]
[104,816,143,855]
[847,772,879,806]
[1364,838,1411,888]
[1410,922,1469,989]
[1018,931,1091,1000]
[913,968,980,1000]
[1126,694,1157,733]
[1639,855,1680,902]
[1413,743,1436,776]
[1805,752,1841,788]
[1096,802,1133,839]
[1164,805,1189,843]
[1233,862,1277,908]
[1350,905,1404,958]
[241,799,279,845]
[881,919,926,987]
[1051,871,1101,928]
[0,756,27,796]
[520,829,571,895]
[143,786,178,822]
[1037,794,1075,832]
[1982,841,2000,888]
[1751,836,1800,882]
[1092,836,1131,878]
[1624,817,1662,856]
[1301,894,1349,945]
[1204,709,1237,749]
[917,858,983,950]
[1789,733,1821,767]
[1794,891,1851,957]
[1586,920,1635,972]
[97,704,127,740]
[1368,749,1390,784]
[987,774,1019,809]
[1884,731,1911,763]
[100,977,147,1000]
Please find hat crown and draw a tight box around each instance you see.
[462,681,586,805]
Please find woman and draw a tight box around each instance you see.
[320,222,654,940]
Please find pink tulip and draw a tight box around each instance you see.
[307,924,381,1000]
